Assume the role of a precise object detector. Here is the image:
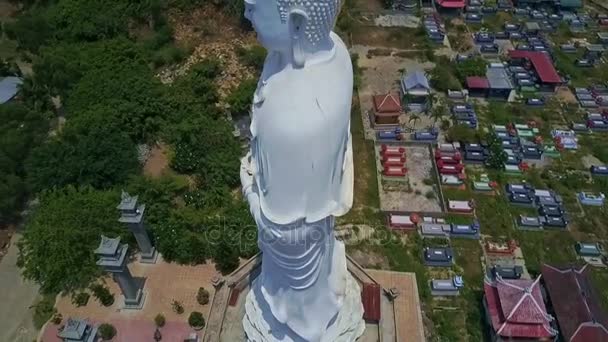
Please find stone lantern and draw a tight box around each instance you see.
[117,191,158,263]
[95,235,145,309]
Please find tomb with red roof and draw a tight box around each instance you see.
[483,275,558,341]
[541,264,608,342]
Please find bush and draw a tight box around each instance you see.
[90,285,115,307]
[98,323,117,340]
[188,311,205,329]
[154,313,166,327]
[197,287,210,305]
[71,292,90,307]
[236,45,266,71]
[51,312,63,325]
[172,300,184,314]
[425,190,436,199]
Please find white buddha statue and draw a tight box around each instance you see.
[239,0,365,340]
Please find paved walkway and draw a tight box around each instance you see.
[0,233,40,342]
[42,319,192,342]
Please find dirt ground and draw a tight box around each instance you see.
[143,143,170,178]
[158,5,257,99]
[555,86,578,104]
[378,145,442,213]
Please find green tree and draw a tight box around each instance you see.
[446,124,478,143]
[26,117,139,192]
[17,187,124,294]
[454,57,487,83]
[226,78,256,117]
[213,235,240,274]
[19,75,54,112]
[169,117,241,188]
[429,98,447,127]
[408,113,421,128]
[485,132,508,169]
[98,323,117,340]
[0,103,48,223]
[188,311,205,328]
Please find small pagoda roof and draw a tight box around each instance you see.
[57,318,87,339]
[94,235,121,256]
[116,191,138,211]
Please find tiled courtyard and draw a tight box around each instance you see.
[45,255,221,341]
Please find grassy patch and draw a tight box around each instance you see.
[339,99,382,225]
[351,26,429,50]
[516,231,577,275]
[32,293,57,329]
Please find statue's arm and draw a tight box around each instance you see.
[240,153,263,225]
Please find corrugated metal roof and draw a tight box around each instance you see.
[403,71,430,91]
[508,50,561,84]
[0,77,22,104]
[486,67,514,90]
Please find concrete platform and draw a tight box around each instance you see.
[203,254,425,342]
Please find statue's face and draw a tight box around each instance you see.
[244,0,290,52]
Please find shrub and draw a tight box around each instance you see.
[51,312,63,325]
[71,292,90,307]
[90,285,114,307]
[172,300,184,314]
[98,323,117,340]
[425,190,436,199]
[188,311,205,328]
[154,313,166,327]
[197,287,210,305]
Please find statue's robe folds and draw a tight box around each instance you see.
[244,33,362,342]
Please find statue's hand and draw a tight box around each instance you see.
[240,152,254,196]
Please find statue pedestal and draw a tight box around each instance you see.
[122,289,146,310]
[243,272,365,342]
[139,247,158,264]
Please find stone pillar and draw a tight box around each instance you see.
[117,191,158,263]
[113,267,139,302]
[95,235,146,310]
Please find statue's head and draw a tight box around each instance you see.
[244,0,340,66]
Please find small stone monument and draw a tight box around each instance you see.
[57,317,98,342]
[95,235,145,309]
[117,191,158,263]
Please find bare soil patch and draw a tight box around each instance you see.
[143,143,170,178]
[158,6,257,99]
[378,145,442,213]
[555,86,577,104]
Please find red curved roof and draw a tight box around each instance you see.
[542,264,608,342]
[373,93,402,114]
[484,277,556,339]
